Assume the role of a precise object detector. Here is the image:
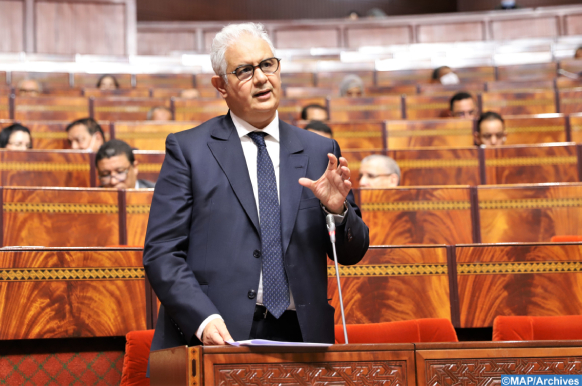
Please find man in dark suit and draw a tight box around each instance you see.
[143,23,369,352]
[95,139,155,189]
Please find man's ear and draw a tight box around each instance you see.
[389,174,400,187]
[133,160,139,178]
[211,75,228,98]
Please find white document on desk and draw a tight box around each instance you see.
[227,339,332,347]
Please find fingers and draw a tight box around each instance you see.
[327,153,338,170]
[298,177,314,189]
[202,319,233,346]
[216,322,233,343]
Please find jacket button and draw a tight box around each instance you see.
[347,228,353,242]
[253,250,261,258]
[248,289,256,299]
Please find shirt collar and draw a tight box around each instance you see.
[230,110,279,143]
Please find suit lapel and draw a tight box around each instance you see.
[279,121,307,256]
[208,114,260,234]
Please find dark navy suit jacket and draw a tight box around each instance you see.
[143,113,369,353]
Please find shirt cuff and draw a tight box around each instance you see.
[320,200,348,225]
[196,314,223,341]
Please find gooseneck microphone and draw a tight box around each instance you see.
[326,214,349,344]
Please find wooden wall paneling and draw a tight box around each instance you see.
[360,186,474,245]
[564,13,582,35]
[173,98,228,121]
[490,16,559,40]
[133,150,164,183]
[311,121,386,150]
[0,97,9,120]
[327,246,452,325]
[329,96,402,121]
[40,88,83,97]
[274,28,339,49]
[454,66,496,83]
[386,119,474,149]
[280,72,315,87]
[455,243,582,328]
[316,71,375,89]
[481,91,557,116]
[151,87,217,99]
[558,89,582,115]
[478,183,582,243]
[137,31,196,55]
[114,121,198,150]
[555,79,582,90]
[366,85,418,97]
[0,248,146,339]
[418,83,485,96]
[10,72,70,88]
[24,121,72,149]
[135,74,194,89]
[389,147,480,186]
[83,88,150,98]
[125,189,153,247]
[0,0,25,52]
[376,69,433,86]
[2,187,120,247]
[14,96,89,121]
[284,87,334,99]
[92,97,169,121]
[0,149,92,187]
[404,95,451,120]
[73,73,132,89]
[278,98,326,122]
[496,63,558,82]
[486,80,555,93]
[345,26,412,48]
[340,149,384,189]
[417,22,484,43]
[483,143,578,184]
[503,115,568,145]
[571,113,582,143]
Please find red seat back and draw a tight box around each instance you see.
[121,329,155,386]
[493,315,582,341]
[335,319,458,344]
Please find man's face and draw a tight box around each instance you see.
[67,124,104,152]
[345,87,363,98]
[97,154,138,189]
[99,76,117,90]
[151,108,172,121]
[212,34,281,129]
[359,159,399,188]
[451,98,477,119]
[18,80,41,97]
[476,119,506,146]
[6,131,32,150]
[305,107,328,121]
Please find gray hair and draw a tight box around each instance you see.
[339,74,364,97]
[210,23,276,82]
[361,155,401,184]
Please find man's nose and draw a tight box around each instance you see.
[359,177,368,187]
[490,136,498,145]
[253,67,268,83]
[71,142,80,150]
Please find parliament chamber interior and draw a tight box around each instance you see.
[1,0,582,384]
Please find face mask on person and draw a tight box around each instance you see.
[440,72,460,85]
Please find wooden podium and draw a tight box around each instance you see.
[149,343,416,385]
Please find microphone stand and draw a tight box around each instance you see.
[326,214,349,344]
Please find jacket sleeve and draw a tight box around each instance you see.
[326,139,370,266]
[143,133,220,343]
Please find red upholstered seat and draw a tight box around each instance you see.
[334,319,458,344]
[493,316,582,341]
[551,236,582,242]
[121,330,155,386]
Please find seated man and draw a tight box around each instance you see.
[147,106,173,121]
[475,111,507,147]
[449,92,478,119]
[17,79,42,97]
[304,120,333,139]
[432,66,460,85]
[339,75,364,97]
[301,104,328,121]
[96,139,155,189]
[359,155,400,188]
[66,118,105,153]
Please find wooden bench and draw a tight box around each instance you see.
[497,63,558,81]
[316,71,374,88]
[486,80,555,93]
[418,83,485,96]
[570,112,582,143]
[307,121,386,149]
[173,98,229,121]
[0,96,9,120]
[10,71,70,88]
[134,151,165,184]
[376,69,432,86]
[558,89,582,115]
[481,90,557,116]
[503,114,568,145]
[281,72,315,87]
[328,96,402,121]
[404,95,450,119]
[83,88,150,98]
[92,97,170,121]
[284,87,334,98]
[341,149,384,189]
[135,74,194,89]
[22,120,112,150]
[365,85,418,96]
[126,189,154,247]
[72,73,132,89]
[386,119,474,149]
[454,66,496,83]
[278,98,327,122]
[14,96,89,121]
[113,121,199,150]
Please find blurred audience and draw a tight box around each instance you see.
[66,118,105,152]
[347,10,361,20]
[359,155,400,188]
[305,121,333,139]
[301,104,329,121]
[432,66,460,85]
[339,75,364,97]
[0,124,32,150]
[147,106,173,121]
[476,111,507,147]
[97,75,119,90]
[450,92,478,119]
[497,0,519,9]
[575,46,582,59]
[180,89,200,99]
[17,79,42,97]
[96,139,155,190]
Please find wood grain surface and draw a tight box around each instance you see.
[386,119,474,149]
[92,97,170,121]
[404,95,450,119]
[327,246,451,325]
[341,149,384,189]
[113,121,199,150]
[135,74,194,89]
[126,189,153,247]
[456,243,582,328]
[22,121,110,150]
[418,82,485,96]
[483,143,579,184]
[454,66,496,83]
[329,96,402,121]
[559,89,582,115]
[504,115,567,145]
[173,98,229,121]
[134,151,165,183]
[83,88,150,98]
[321,121,386,149]
[11,72,70,88]
[360,186,474,245]
[497,63,558,82]
[486,80,555,93]
[14,96,89,121]
[478,183,582,243]
[0,96,9,120]
[376,69,433,86]
[73,73,132,89]
[0,248,146,339]
[570,113,582,143]
[281,72,315,87]
[366,85,418,96]
[277,97,326,122]
[481,90,557,115]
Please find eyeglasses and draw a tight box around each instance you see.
[224,57,281,81]
[481,132,507,140]
[99,167,131,183]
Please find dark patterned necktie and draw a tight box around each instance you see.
[247,131,290,319]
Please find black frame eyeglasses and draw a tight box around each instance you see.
[224,57,281,81]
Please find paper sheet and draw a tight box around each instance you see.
[227,339,332,347]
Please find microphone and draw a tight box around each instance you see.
[326,214,349,344]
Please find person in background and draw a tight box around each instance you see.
[497,0,519,9]
[476,111,507,147]
[96,139,155,189]
[17,79,42,97]
[359,155,400,188]
[0,124,33,150]
[575,46,582,59]
[304,120,333,139]
[180,89,201,99]
[147,106,173,121]
[66,118,105,153]
[432,66,460,85]
[97,75,119,90]
[301,104,328,121]
[449,92,478,119]
[339,74,364,97]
